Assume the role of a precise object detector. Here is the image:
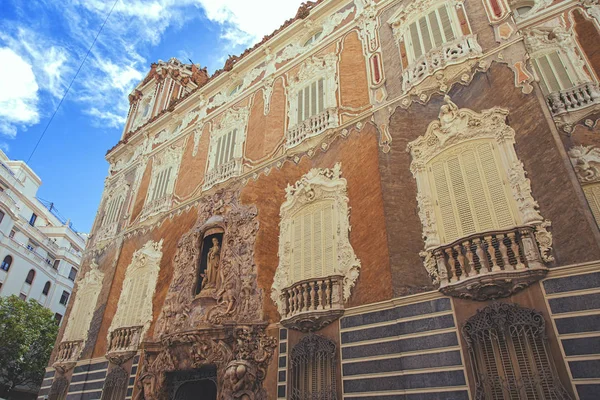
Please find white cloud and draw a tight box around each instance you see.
[0,47,40,137]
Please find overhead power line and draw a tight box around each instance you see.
[26,0,120,164]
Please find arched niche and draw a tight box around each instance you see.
[194,216,226,297]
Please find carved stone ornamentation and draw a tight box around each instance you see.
[136,325,275,400]
[141,144,184,221]
[569,145,600,183]
[408,97,553,298]
[272,164,360,331]
[155,188,262,338]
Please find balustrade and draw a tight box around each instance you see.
[55,340,83,364]
[402,35,482,91]
[280,275,344,332]
[547,82,600,115]
[430,226,548,300]
[286,108,337,148]
[107,326,142,354]
[203,158,242,190]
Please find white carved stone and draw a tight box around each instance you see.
[62,260,104,346]
[569,145,600,183]
[583,0,600,26]
[192,125,203,157]
[271,163,361,316]
[141,144,184,220]
[407,97,553,277]
[108,239,163,348]
[510,0,552,20]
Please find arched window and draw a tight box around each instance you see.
[290,334,337,400]
[463,303,571,399]
[0,255,12,271]
[62,262,103,342]
[25,269,35,284]
[43,281,51,295]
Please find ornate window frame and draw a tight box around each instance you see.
[286,53,339,149]
[272,164,360,326]
[569,145,600,226]
[141,145,183,220]
[96,175,129,242]
[509,0,551,20]
[524,25,600,131]
[61,261,104,355]
[107,239,163,362]
[388,0,482,91]
[203,107,249,190]
[408,97,553,294]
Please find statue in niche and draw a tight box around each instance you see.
[196,232,224,296]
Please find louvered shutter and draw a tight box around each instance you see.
[447,155,476,236]
[583,184,600,226]
[419,16,433,53]
[533,51,574,94]
[548,51,574,90]
[429,10,443,47]
[438,5,455,42]
[478,143,515,228]
[317,79,324,114]
[410,23,423,59]
[431,161,459,242]
[292,217,303,282]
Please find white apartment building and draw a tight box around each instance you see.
[0,150,86,324]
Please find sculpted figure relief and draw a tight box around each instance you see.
[202,238,222,290]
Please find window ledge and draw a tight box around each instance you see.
[279,275,345,332]
[140,195,172,221]
[95,221,119,242]
[203,157,243,191]
[426,225,550,301]
[286,108,338,149]
[402,34,482,92]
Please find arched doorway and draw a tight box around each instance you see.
[174,379,217,400]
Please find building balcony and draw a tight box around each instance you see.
[402,34,482,91]
[106,326,142,365]
[140,195,172,221]
[0,191,20,215]
[280,275,344,332]
[203,157,243,190]
[547,82,600,116]
[95,221,119,242]
[430,226,548,301]
[53,340,83,372]
[286,108,338,149]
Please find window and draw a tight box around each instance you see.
[148,167,173,203]
[54,313,63,325]
[427,140,517,243]
[59,290,70,305]
[463,303,571,399]
[46,255,55,266]
[109,240,163,339]
[290,334,337,400]
[229,83,242,96]
[0,210,4,224]
[213,129,237,169]
[296,79,325,125]
[304,31,322,46]
[0,255,12,271]
[43,281,51,295]
[143,146,183,216]
[407,5,456,63]
[532,51,576,95]
[26,240,37,252]
[29,213,37,226]
[68,267,77,281]
[53,259,60,270]
[9,230,15,238]
[25,269,35,284]
[102,195,124,226]
[272,164,361,317]
[19,293,27,301]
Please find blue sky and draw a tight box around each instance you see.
[0,0,304,233]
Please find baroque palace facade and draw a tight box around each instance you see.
[41,0,600,399]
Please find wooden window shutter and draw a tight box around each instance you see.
[410,23,423,59]
[477,143,515,229]
[318,78,324,114]
[323,203,335,276]
[548,51,574,90]
[292,217,302,282]
[419,16,433,53]
[447,155,477,236]
[534,55,561,94]
[297,91,303,123]
[429,10,443,47]
[438,5,455,42]
[303,211,312,278]
[431,161,459,242]
[462,149,494,232]
[229,129,237,162]
[312,206,323,277]
[583,183,600,226]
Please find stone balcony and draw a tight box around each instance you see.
[402,34,482,91]
[53,340,83,372]
[203,157,243,190]
[106,326,143,365]
[280,275,344,332]
[547,82,600,132]
[140,195,172,221]
[286,108,338,149]
[431,226,548,301]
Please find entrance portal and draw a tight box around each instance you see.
[167,366,217,400]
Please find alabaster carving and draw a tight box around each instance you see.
[141,144,184,220]
[408,97,554,289]
[201,237,222,292]
[272,163,361,318]
[355,0,379,53]
[192,126,202,157]
[510,0,552,19]
[62,260,104,342]
[155,188,263,337]
[96,175,130,243]
[583,0,600,26]
[108,239,164,356]
[569,145,600,183]
[136,325,276,400]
